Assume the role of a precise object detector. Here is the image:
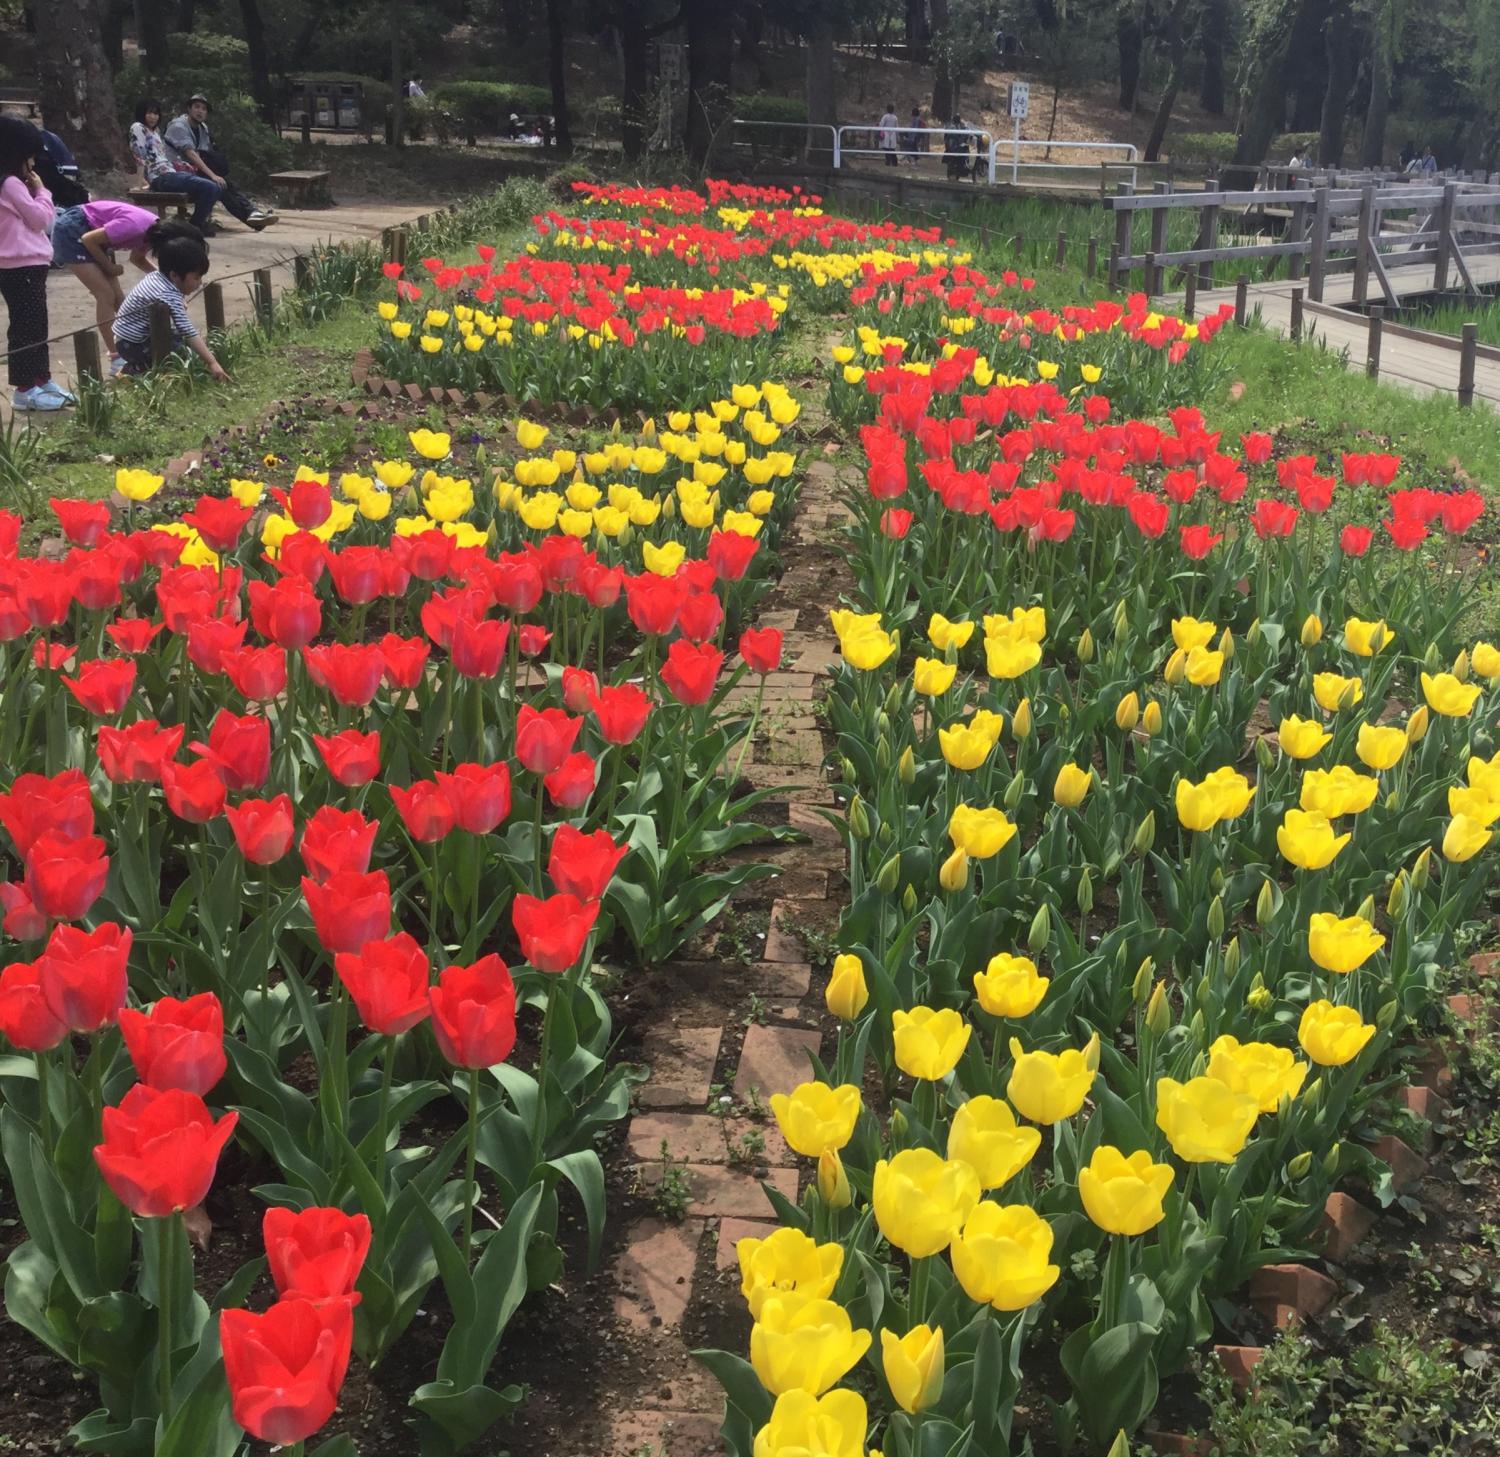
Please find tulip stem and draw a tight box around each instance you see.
[372,1036,396,1187]
[33,1049,52,1150]
[462,1069,480,1267]
[531,779,546,893]
[155,1214,177,1424]
[530,978,558,1167]
[908,1253,931,1325]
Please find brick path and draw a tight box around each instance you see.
[602,453,854,1455]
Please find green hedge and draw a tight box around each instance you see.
[432,80,552,136]
[1167,130,1319,164]
[735,93,809,159]
[737,94,809,124]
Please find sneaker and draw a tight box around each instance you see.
[32,381,76,407]
[108,355,127,377]
[246,211,276,230]
[12,386,65,413]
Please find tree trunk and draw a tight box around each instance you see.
[1233,0,1323,164]
[1144,0,1190,161]
[1359,24,1390,166]
[1198,0,1226,112]
[1289,46,1326,130]
[905,0,930,59]
[740,4,773,90]
[501,0,527,47]
[101,0,126,72]
[390,15,404,147]
[930,0,953,118]
[805,14,836,165]
[138,0,173,74]
[238,0,277,127]
[1117,12,1143,111]
[685,0,734,165]
[175,0,196,30]
[618,0,649,163]
[546,0,574,152]
[1317,4,1356,163]
[34,0,130,169]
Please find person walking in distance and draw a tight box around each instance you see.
[878,103,900,166]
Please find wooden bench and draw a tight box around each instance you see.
[128,188,192,219]
[267,169,332,208]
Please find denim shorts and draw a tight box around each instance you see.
[50,206,96,266]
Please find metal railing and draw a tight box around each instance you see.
[730,119,842,166]
[989,136,1138,188]
[838,125,998,183]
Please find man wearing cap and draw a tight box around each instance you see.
[164,95,275,231]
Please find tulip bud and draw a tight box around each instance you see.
[1386,869,1408,919]
[1218,626,1235,661]
[1246,617,1262,647]
[1338,679,1360,711]
[1115,692,1140,732]
[1004,770,1025,812]
[1106,1432,1132,1457]
[1083,1031,1101,1072]
[1188,1008,1206,1045]
[1322,1142,1341,1180]
[1406,705,1429,744]
[876,854,901,893]
[1251,735,1273,774]
[1376,999,1399,1032]
[901,884,917,914]
[879,822,895,846]
[1411,846,1433,892]
[898,746,916,784]
[1077,627,1095,663]
[840,756,858,786]
[817,1148,852,1210]
[1256,878,1280,927]
[1210,867,1225,893]
[1027,902,1051,954]
[1423,641,1441,671]
[1012,698,1033,739]
[1286,1150,1314,1181]
[618,522,635,549]
[876,736,893,773]
[1384,789,1400,812]
[1454,649,1471,682]
[1131,810,1156,857]
[1300,613,1323,647]
[1354,894,1376,925]
[1132,956,1156,1004]
[825,954,869,1021]
[1206,896,1225,940]
[1077,866,1094,915]
[1224,936,1241,978]
[474,443,488,472]
[939,847,969,893]
[1303,1078,1324,1112]
[848,795,871,839]
[1112,598,1129,642]
[1146,981,1170,1035]
[884,679,904,716]
[1142,700,1162,735]
[889,1106,908,1142]
[1163,647,1187,685]
[1247,979,1273,1011]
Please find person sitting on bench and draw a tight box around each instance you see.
[131,97,225,231]
[163,95,276,232]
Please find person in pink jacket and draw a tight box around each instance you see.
[0,118,71,412]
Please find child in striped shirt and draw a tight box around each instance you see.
[113,230,229,379]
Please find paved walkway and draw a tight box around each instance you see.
[2,198,436,420]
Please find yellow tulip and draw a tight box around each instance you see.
[1115,692,1140,732]
[1078,1145,1174,1235]
[1343,617,1389,656]
[1175,777,1224,832]
[747,488,776,515]
[929,614,975,650]
[1474,641,1500,680]
[418,335,443,354]
[1037,359,1059,380]
[938,722,996,772]
[1313,673,1364,713]
[1170,615,1217,652]
[408,428,450,460]
[1297,999,1376,1066]
[1277,810,1351,870]
[830,345,855,364]
[973,953,1048,1019]
[892,1006,971,1081]
[1442,813,1493,863]
[1300,613,1324,647]
[1449,785,1500,825]
[751,1389,867,1457]
[389,320,412,340]
[1307,912,1385,973]
[1205,1035,1308,1112]
[750,1292,872,1396]
[770,1082,862,1158]
[1081,363,1102,383]
[1154,1075,1260,1163]
[1206,766,1256,819]
[516,419,548,450]
[357,488,392,522]
[1011,698,1032,739]
[1006,1035,1098,1124]
[738,1227,842,1319]
[1469,751,1500,799]
[913,657,958,696]
[1422,671,1482,717]
[872,1149,980,1257]
[422,309,449,329]
[881,1325,944,1414]
[947,1096,1041,1188]
[1185,646,1224,686]
[1355,723,1407,771]
[377,300,398,321]
[642,540,686,577]
[517,492,562,531]
[950,1202,1059,1310]
[1299,765,1379,818]
[825,954,869,1020]
[373,459,414,490]
[1053,764,1093,807]
[984,634,1042,679]
[1141,700,1163,735]
[948,804,1017,859]
[1279,715,1332,760]
[115,467,165,502]
[938,847,970,893]
[228,478,264,508]
[818,1148,852,1209]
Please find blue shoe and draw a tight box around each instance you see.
[12,387,64,413]
[31,382,76,407]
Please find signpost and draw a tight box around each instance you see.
[1007,81,1029,185]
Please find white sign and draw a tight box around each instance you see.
[1008,82,1029,120]
[659,43,685,83]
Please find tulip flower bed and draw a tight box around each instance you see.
[693,287,1500,1456]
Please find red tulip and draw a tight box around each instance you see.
[183,495,253,552]
[0,769,94,856]
[560,668,600,715]
[93,1083,237,1217]
[50,497,111,547]
[32,640,76,671]
[677,590,724,644]
[186,617,249,676]
[389,780,456,842]
[517,623,551,658]
[488,554,544,614]
[392,527,454,583]
[313,729,382,787]
[1178,524,1223,560]
[379,632,430,690]
[287,477,333,530]
[263,1206,372,1301]
[428,954,517,1068]
[738,627,783,674]
[1441,490,1484,534]
[225,794,295,865]
[223,645,288,703]
[879,508,913,539]
[512,892,598,972]
[548,825,627,902]
[220,1296,353,1445]
[275,532,330,585]
[1250,498,1299,539]
[96,720,184,784]
[0,881,46,941]
[544,751,596,809]
[661,639,723,706]
[105,617,164,654]
[302,870,391,955]
[327,546,389,605]
[300,807,378,882]
[24,832,109,922]
[1240,431,1273,464]
[248,577,322,651]
[577,559,624,609]
[1125,492,1169,540]
[304,643,385,707]
[161,759,228,823]
[515,705,582,774]
[1384,514,1426,550]
[436,762,512,834]
[190,710,271,791]
[37,921,131,1032]
[16,559,76,628]
[624,574,689,637]
[450,615,510,679]
[588,683,651,745]
[119,991,226,1094]
[0,960,67,1050]
[334,932,431,1036]
[707,530,759,581]
[60,658,136,716]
